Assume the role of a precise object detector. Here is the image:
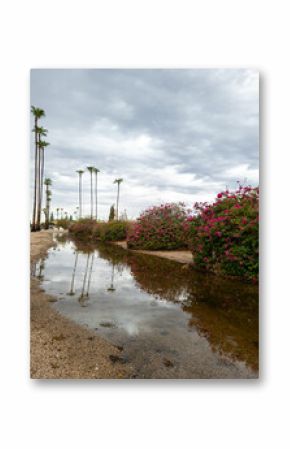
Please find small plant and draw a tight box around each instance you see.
[127,203,188,250]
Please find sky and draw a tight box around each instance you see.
[30,69,259,220]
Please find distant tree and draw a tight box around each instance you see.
[94,168,100,220]
[113,178,123,220]
[119,209,128,221]
[109,204,115,221]
[31,106,45,231]
[70,214,73,221]
[38,139,50,227]
[44,178,52,229]
[50,212,54,222]
[76,170,84,218]
[87,166,95,219]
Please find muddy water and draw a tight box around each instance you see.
[33,236,259,379]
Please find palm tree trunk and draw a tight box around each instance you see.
[116,183,120,220]
[36,134,42,229]
[79,175,82,218]
[90,172,93,219]
[95,172,98,220]
[40,147,45,220]
[45,183,49,229]
[32,117,38,231]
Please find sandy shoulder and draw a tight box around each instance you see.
[30,230,132,379]
[114,241,193,264]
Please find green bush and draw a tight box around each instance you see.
[99,221,128,242]
[55,218,71,229]
[69,220,130,242]
[68,219,97,240]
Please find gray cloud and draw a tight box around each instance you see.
[30,69,259,219]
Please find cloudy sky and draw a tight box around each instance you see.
[30,69,259,220]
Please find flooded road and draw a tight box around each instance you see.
[32,236,259,378]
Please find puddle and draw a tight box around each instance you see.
[32,237,259,378]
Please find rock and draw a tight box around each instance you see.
[109,355,128,364]
[100,321,117,328]
[163,358,174,368]
[181,264,190,270]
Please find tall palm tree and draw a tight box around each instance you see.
[87,166,95,219]
[33,125,47,229]
[94,168,100,220]
[113,178,123,220]
[76,170,84,219]
[56,208,60,220]
[38,139,50,227]
[44,178,52,229]
[31,106,45,231]
[61,208,63,219]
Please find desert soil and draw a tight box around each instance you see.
[30,230,132,379]
[114,241,193,264]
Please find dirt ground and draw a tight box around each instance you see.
[114,241,193,264]
[30,230,132,379]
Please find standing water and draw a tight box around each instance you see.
[32,236,258,379]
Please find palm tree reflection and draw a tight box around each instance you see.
[107,263,116,292]
[37,259,45,280]
[79,253,90,307]
[78,252,96,306]
[67,251,79,296]
[85,253,95,297]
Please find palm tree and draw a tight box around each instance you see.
[61,208,63,219]
[76,170,84,219]
[31,106,45,231]
[56,208,60,220]
[38,139,50,227]
[113,178,123,220]
[94,168,100,220]
[87,166,95,219]
[44,178,52,229]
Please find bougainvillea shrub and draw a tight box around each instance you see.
[185,185,259,281]
[127,203,189,250]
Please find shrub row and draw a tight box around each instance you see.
[69,219,129,242]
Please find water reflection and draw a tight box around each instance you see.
[107,263,116,292]
[79,253,91,306]
[67,251,79,296]
[37,238,259,377]
[83,241,259,372]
